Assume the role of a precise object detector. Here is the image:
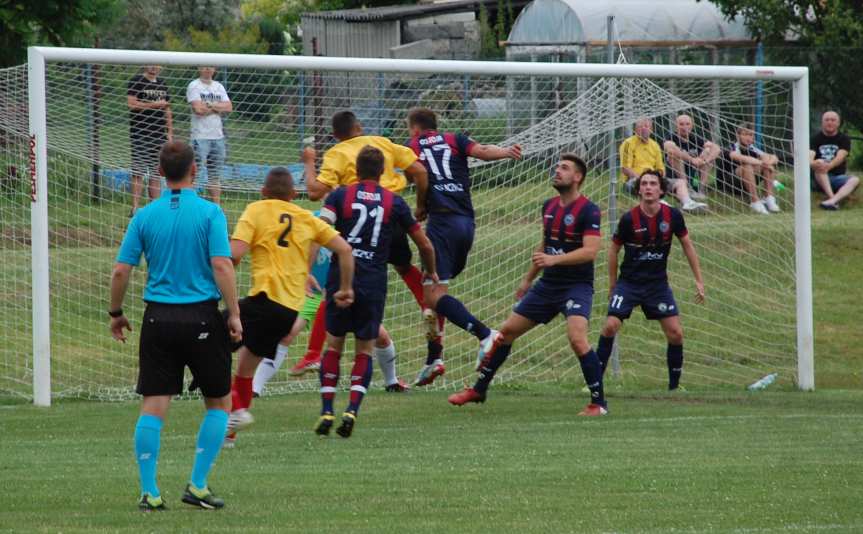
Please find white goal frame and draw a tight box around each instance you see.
[26,46,814,406]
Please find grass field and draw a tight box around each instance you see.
[1,389,862,532]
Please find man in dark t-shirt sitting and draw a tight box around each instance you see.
[663,114,721,201]
[810,111,860,210]
[127,65,172,215]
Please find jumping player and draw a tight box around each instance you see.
[595,170,705,390]
[448,154,607,416]
[315,145,437,438]
[406,107,522,387]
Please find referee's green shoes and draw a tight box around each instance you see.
[138,493,166,512]
[182,484,224,510]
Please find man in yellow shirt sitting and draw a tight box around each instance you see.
[303,110,431,312]
[620,118,707,213]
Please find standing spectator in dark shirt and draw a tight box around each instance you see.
[127,65,172,215]
[810,111,860,210]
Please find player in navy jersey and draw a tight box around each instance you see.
[448,154,607,416]
[595,170,705,391]
[406,108,523,387]
[316,146,438,438]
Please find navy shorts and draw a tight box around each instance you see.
[426,214,475,282]
[388,223,413,268]
[608,279,678,321]
[325,292,384,340]
[514,279,593,324]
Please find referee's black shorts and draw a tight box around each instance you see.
[233,292,299,359]
[137,300,231,398]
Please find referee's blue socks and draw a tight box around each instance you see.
[190,409,229,490]
[435,295,491,341]
[134,414,163,498]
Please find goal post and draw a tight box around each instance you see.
[21,46,813,404]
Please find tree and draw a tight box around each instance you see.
[707,0,863,130]
[0,0,121,67]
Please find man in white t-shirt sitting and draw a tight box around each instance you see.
[187,66,232,204]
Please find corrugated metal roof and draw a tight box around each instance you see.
[508,0,751,44]
[303,0,529,22]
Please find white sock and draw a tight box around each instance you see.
[252,344,289,395]
[374,341,398,386]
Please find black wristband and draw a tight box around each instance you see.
[108,309,123,318]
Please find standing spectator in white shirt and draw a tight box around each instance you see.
[187,66,232,205]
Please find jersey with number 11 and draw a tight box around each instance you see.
[321,181,418,294]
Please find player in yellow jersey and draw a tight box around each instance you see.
[225,167,355,437]
[303,111,431,310]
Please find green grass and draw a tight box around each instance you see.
[1,388,862,532]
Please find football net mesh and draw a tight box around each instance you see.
[0,57,799,401]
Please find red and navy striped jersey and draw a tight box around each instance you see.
[407,130,476,217]
[321,181,419,297]
[539,195,602,285]
[613,204,687,283]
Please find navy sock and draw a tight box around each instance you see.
[435,295,491,341]
[474,342,512,394]
[667,344,683,390]
[426,338,443,365]
[597,335,615,375]
[578,350,605,407]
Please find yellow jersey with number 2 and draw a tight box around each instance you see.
[232,199,338,311]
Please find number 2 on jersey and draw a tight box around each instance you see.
[277,213,292,247]
[347,203,384,247]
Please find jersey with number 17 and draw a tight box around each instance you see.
[321,181,419,297]
[407,130,476,217]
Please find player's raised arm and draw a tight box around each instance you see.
[468,142,523,161]
[407,226,437,283]
[678,233,705,304]
[302,147,334,201]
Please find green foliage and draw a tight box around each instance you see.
[163,24,268,55]
[478,3,500,59]
[708,0,863,131]
[0,0,120,67]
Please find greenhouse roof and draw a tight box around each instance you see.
[507,0,752,46]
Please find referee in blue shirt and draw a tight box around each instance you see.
[109,140,242,511]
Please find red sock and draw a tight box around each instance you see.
[320,349,341,414]
[231,375,254,411]
[347,353,373,413]
[399,265,425,309]
[304,300,327,361]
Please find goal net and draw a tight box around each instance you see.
[0,49,812,402]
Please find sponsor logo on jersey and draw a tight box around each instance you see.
[357,191,381,201]
[638,251,665,261]
[352,249,375,260]
[434,183,465,192]
[546,246,566,255]
[634,227,647,233]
